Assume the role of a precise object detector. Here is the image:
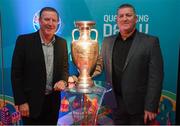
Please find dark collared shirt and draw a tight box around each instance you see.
[112,30,136,96]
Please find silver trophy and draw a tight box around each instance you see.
[71,21,99,93]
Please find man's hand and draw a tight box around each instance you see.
[19,103,30,117]
[144,110,157,124]
[54,80,67,91]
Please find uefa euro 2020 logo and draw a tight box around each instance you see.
[33,10,61,34]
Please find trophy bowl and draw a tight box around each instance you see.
[71,21,99,93]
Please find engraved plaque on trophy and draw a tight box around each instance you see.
[71,21,99,93]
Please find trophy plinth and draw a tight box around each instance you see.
[71,21,99,93]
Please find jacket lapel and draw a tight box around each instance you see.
[34,31,47,78]
[109,35,118,82]
[53,37,58,83]
[122,31,140,71]
[109,35,118,66]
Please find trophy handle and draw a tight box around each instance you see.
[72,29,79,41]
[91,29,98,41]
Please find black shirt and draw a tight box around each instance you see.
[112,30,136,96]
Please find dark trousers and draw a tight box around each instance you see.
[112,96,144,125]
[22,94,59,125]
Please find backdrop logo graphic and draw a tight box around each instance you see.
[103,14,149,37]
[153,90,176,125]
[32,10,62,34]
[0,95,21,125]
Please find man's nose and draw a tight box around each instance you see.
[48,19,53,25]
[122,16,128,20]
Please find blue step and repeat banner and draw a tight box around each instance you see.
[0,0,180,125]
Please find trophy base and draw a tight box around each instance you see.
[76,82,94,93]
[76,86,93,93]
[75,77,94,93]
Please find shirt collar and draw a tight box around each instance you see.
[39,31,55,46]
[118,29,137,41]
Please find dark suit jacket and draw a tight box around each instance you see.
[93,31,164,114]
[11,31,68,118]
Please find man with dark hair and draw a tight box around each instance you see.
[91,3,164,124]
[11,7,68,124]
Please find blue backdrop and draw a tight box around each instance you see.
[0,0,180,125]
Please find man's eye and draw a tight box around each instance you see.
[127,14,132,17]
[44,18,49,21]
